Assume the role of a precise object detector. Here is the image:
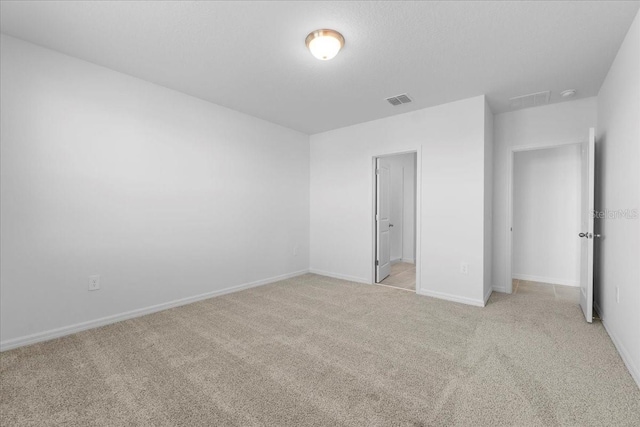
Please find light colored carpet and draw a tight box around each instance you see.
[1,273,639,426]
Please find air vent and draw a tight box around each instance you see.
[386,97,402,106]
[508,91,550,109]
[386,93,412,106]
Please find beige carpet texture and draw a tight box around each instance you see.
[1,273,639,426]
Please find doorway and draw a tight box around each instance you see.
[374,152,417,291]
[512,143,581,294]
[506,129,596,323]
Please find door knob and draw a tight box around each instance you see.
[579,232,601,239]
[389,223,394,227]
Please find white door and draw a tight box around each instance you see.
[376,159,391,282]
[579,128,596,323]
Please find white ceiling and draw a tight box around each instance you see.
[1,1,638,134]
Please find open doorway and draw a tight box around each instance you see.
[506,129,596,323]
[374,152,417,291]
[511,143,582,302]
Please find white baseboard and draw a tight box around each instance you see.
[416,288,485,307]
[0,269,309,352]
[599,315,640,389]
[391,258,415,265]
[512,273,578,287]
[308,269,370,285]
[483,287,493,306]
[492,286,507,293]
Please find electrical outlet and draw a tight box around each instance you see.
[616,286,620,303]
[89,275,100,291]
[460,262,469,275]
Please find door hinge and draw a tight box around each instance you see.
[376,169,381,175]
[376,260,379,266]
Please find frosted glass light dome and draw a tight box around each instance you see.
[305,29,345,60]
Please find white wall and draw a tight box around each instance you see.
[595,10,640,387]
[483,101,494,303]
[512,145,581,286]
[492,97,598,292]
[380,153,416,263]
[310,95,491,306]
[402,154,417,263]
[0,36,310,348]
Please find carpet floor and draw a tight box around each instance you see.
[1,273,639,426]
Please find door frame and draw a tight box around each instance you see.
[505,141,583,294]
[371,147,422,293]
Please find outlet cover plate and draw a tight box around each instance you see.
[89,275,100,291]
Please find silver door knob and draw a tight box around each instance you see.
[579,232,600,239]
[389,223,394,227]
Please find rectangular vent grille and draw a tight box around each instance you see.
[386,93,412,106]
[508,91,550,109]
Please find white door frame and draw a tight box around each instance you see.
[505,141,583,294]
[371,147,422,293]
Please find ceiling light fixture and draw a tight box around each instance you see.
[305,29,345,60]
[560,89,577,98]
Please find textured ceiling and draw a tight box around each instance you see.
[1,1,638,134]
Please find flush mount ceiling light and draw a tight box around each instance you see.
[305,29,345,60]
[560,89,577,98]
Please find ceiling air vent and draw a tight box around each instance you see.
[508,91,550,109]
[386,93,412,106]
